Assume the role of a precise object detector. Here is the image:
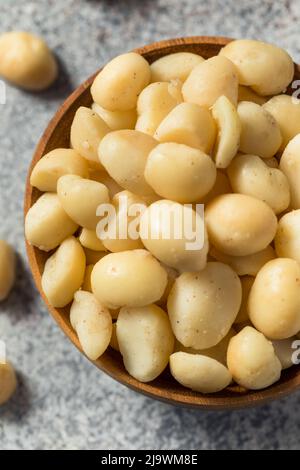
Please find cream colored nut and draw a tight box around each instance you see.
[84,249,106,265]
[89,169,123,198]
[41,236,86,308]
[70,290,112,360]
[82,264,94,292]
[150,52,204,83]
[170,352,232,394]
[30,149,89,192]
[79,228,106,252]
[0,361,17,405]
[205,194,278,256]
[237,102,282,159]
[210,245,275,277]
[234,276,254,324]
[91,52,151,111]
[275,210,300,262]
[92,103,137,130]
[144,143,216,203]
[140,200,209,272]
[0,241,16,301]
[200,171,232,205]
[0,31,57,90]
[238,86,267,105]
[212,95,241,169]
[272,338,297,370]
[265,157,279,168]
[280,134,300,209]
[154,102,216,153]
[228,154,290,214]
[98,190,145,253]
[249,258,300,339]
[117,304,174,382]
[25,193,78,251]
[227,326,282,390]
[91,249,167,309]
[99,130,157,196]
[57,175,110,230]
[135,81,182,136]
[70,107,110,164]
[168,263,242,349]
[263,95,300,151]
[174,328,236,366]
[219,39,294,96]
[110,323,119,351]
[182,56,238,108]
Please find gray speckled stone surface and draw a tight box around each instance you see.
[1,0,300,450]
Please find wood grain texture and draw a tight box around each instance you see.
[24,36,300,409]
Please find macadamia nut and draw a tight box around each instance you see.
[0,241,16,301]
[227,326,282,390]
[91,249,167,309]
[144,143,216,203]
[168,263,242,349]
[25,193,78,251]
[0,31,57,90]
[91,52,151,111]
[248,258,300,339]
[182,56,238,108]
[70,290,112,360]
[117,304,174,382]
[41,237,86,308]
[170,352,232,394]
[220,39,294,95]
[30,149,89,192]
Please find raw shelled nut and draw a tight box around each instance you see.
[41,237,86,308]
[154,102,216,153]
[144,143,216,203]
[150,52,204,82]
[91,249,168,309]
[0,361,17,405]
[228,154,290,214]
[275,210,300,263]
[0,241,16,301]
[30,149,89,192]
[91,52,151,111]
[70,107,110,164]
[57,175,110,230]
[140,200,209,272]
[280,134,300,209]
[248,258,300,339]
[168,263,242,349]
[92,103,137,131]
[117,304,174,382]
[25,193,78,252]
[0,31,57,90]
[170,352,232,394]
[237,101,282,159]
[205,194,278,256]
[70,290,112,360]
[227,326,282,390]
[182,55,239,107]
[220,39,294,95]
[99,130,157,196]
[264,96,300,151]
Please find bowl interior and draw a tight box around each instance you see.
[25,36,300,409]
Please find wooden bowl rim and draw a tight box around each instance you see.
[24,35,300,410]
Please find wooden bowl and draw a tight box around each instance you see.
[24,36,300,409]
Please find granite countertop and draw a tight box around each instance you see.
[1,0,300,450]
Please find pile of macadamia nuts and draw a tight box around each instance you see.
[25,38,300,394]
